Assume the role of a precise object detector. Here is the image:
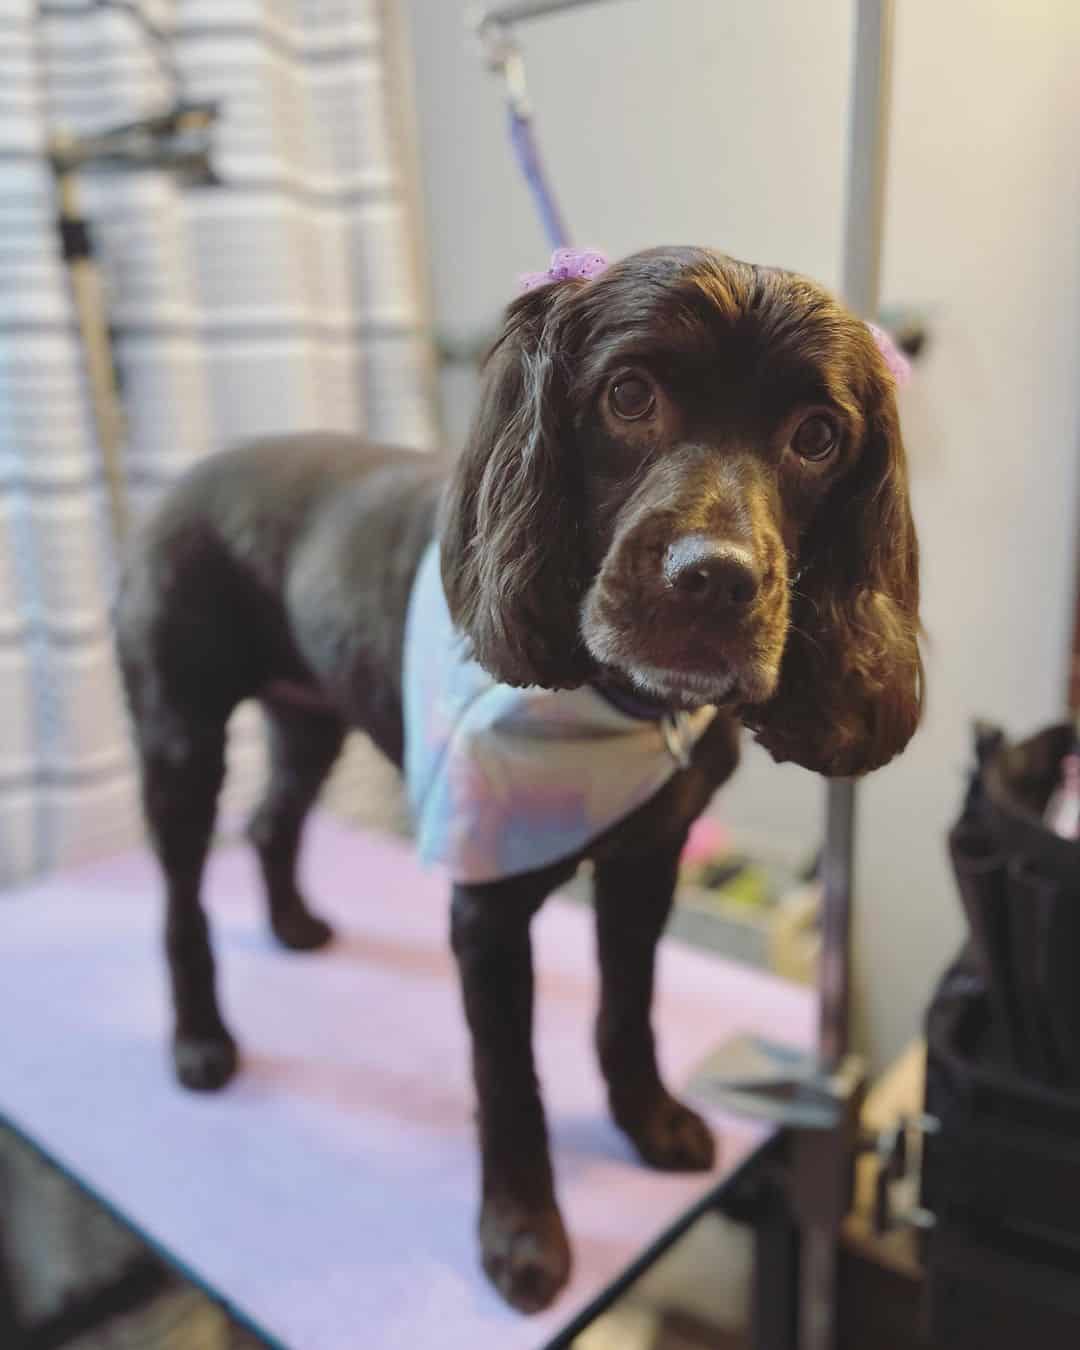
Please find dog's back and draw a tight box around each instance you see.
[114,434,443,752]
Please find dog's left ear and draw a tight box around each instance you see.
[749,348,923,777]
[440,284,590,689]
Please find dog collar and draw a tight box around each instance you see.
[591,682,704,770]
[591,681,668,722]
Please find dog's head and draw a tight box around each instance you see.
[441,247,922,777]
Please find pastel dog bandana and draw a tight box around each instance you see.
[403,542,715,884]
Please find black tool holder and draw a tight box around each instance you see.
[921,722,1080,1348]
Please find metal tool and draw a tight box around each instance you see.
[48,101,218,546]
[42,0,219,546]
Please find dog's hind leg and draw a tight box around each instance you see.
[247,696,345,951]
[131,699,236,1091]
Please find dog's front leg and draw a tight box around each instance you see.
[593,844,715,1171]
[450,879,570,1313]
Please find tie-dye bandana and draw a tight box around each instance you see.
[403,542,715,885]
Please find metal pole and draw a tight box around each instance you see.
[818,779,858,1068]
[54,163,130,545]
[841,0,895,317]
[46,105,218,553]
[819,0,896,1072]
[470,0,622,27]
[798,6,896,1350]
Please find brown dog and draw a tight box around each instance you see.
[114,247,921,1313]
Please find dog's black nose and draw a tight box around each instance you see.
[663,536,761,608]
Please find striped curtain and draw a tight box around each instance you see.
[0,0,436,884]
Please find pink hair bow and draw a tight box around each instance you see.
[520,247,609,292]
[866,322,913,387]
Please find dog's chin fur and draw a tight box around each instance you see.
[580,595,783,712]
[625,665,737,709]
[616,658,779,710]
[578,545,789,714]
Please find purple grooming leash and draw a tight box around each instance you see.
[508,106,570,251]
[472,2,628,248]
[473,9,572,250]
[472,2,914,386]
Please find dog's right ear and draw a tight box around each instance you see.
[440,284,590,689]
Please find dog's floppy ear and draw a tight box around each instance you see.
[749,351,923,777]
[440,284,590,689]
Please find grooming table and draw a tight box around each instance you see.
[0,816,812,1349]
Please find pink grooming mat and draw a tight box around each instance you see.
[0,815,811,1348]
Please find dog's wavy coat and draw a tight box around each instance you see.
[115,247,922,1314]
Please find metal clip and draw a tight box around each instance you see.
[869,1112,939,1237]
[661,714,694,769]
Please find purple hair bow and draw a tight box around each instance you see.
[520,247,609,292]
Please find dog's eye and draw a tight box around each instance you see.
[610,376,655,421]
[792,414,840,461]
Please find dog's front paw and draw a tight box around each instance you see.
[270,900,335,952]
[620,1092,716,1172]
[173,1032,238,1091]
[479,1198,571,1314]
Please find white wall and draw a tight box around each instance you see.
[859,0,1080,1059]
[406,0,856,443]
[404,0,1080,1065]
